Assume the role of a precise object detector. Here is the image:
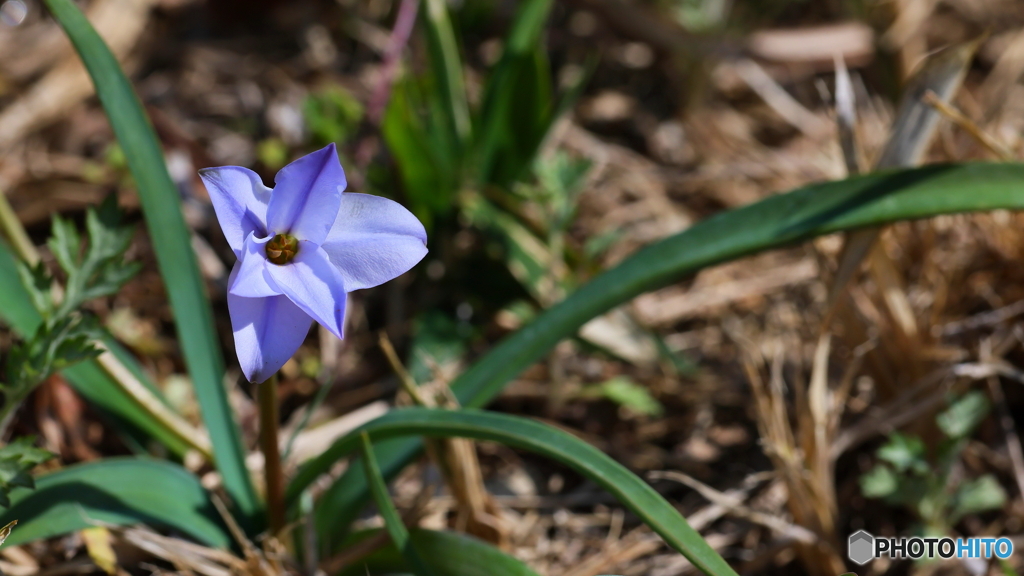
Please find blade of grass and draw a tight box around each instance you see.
[301,161,1024,545]
[359,432,435,576]
[299,408,739,576]
[422,0,471,144]
[42,0,258,518]
[451,163,1024,408]
[336,529,541,576]
[476,0,556,185]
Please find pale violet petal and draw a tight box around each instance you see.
[320,193,428,291]
[227,264,313,383]
[198,166,270,257]
[229,234,279,298]
[267,143,345,245]
[263,241,347,339]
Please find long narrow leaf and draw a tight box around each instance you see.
[360,433,434,576]
[338,529,541,576]
[0,458,230,548]
[476,0,556,185]
[0,240,190,456]
[301,162,1024,546]
[296,408,739,576]
[452,163,1024,406]
[42,0,258,517]
[422,0,471,143]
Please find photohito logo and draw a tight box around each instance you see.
[847,531,1014,565]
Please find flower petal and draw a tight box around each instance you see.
[263,241,347,339]
[198,166,270,257]
[229,234,279,298]
[267,143,345,245]
[227,265,313,383]
[320,193,428,291]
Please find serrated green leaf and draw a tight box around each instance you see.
[14,261,52,319]
[291,408,738,576]
[0,437,54,466]
[84,196,133,262]
[48,215,81,274]
[5,315,102,390]
[0,458,230,548]
[0,437,53,507]
[43,0,257,520]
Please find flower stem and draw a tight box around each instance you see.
[258,373,285,535]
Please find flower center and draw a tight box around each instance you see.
[265,233,299,265]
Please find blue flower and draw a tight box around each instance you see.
[199,143,427,383]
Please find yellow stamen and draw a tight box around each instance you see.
[265,234,299,265]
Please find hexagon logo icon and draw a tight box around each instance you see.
[848,530,874,565]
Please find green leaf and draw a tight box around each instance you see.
[0,458,230,548]
[584,376,664,417]
[48,215,81,275]
[4,315,102,392]
[383,77,462,223]
[476,0,556,186]
[291,408,738,576]
[0,438,54,505]
[309,162,1024,546]
[338,529,541,576]
[452,163,1024,413]
[937,391,990,439]
[360,433,435,576]
[44,198,140,317]
[43,0,257,518]
[15,261,53,316]
[422,0,471,144]
[877,432,927,474]
[860,464,899,499]
[950,474,1006,522]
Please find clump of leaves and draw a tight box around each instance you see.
[860,391,1006,536]
[0,196,139,479]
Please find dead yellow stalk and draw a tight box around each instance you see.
[378,332,506,547]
